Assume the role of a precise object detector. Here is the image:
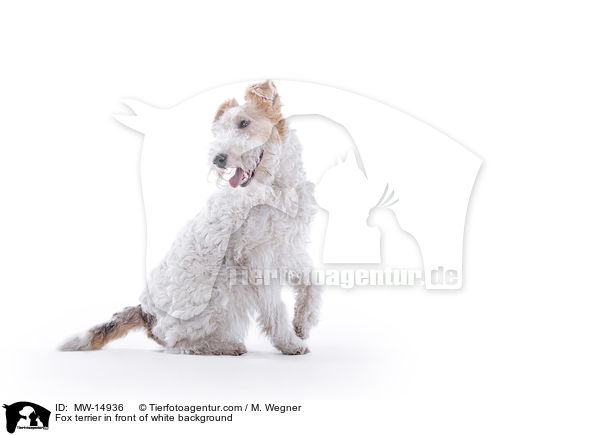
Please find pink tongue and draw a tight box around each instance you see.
[229,167,244,188]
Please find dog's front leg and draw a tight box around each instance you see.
[292,282,322,340]
[255,284,309,355]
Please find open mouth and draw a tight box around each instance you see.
[226,150,264,188]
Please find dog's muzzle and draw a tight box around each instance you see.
[219,150,264,188]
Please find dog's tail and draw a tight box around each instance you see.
[59,305,162,351]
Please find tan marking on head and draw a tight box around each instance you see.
[214,98,239,122]
[245,80,284,129]
[209,80,289,183]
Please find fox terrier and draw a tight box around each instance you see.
[61,80,321,355]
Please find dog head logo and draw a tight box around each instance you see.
[3,402,50,433]
[115,80,482,293]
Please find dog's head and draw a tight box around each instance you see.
[210,80,285,188]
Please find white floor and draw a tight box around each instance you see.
[3,286,599,435]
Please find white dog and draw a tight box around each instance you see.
[61,80,321,355]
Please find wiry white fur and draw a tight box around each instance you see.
[140,124,321,355]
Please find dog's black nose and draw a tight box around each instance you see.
[213,153,228,169]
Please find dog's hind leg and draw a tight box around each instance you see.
[168,289,250,356]
[255,284,309,355]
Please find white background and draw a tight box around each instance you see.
[1,1,599,435]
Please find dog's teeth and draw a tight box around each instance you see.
[223,168,236,178]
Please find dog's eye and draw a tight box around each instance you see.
[238,120,250,129]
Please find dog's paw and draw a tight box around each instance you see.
[177,342,248,356]
[283,346,310,355]
[293,322,307,340]
[218,343,247,356]
[293,312,318,340]
[282,345,310,355]
[230,343,248,356]
[278,340,310,355]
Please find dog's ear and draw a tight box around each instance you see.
[246,80,278,103]
[214,98,239,122]
[245,80,282,116]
